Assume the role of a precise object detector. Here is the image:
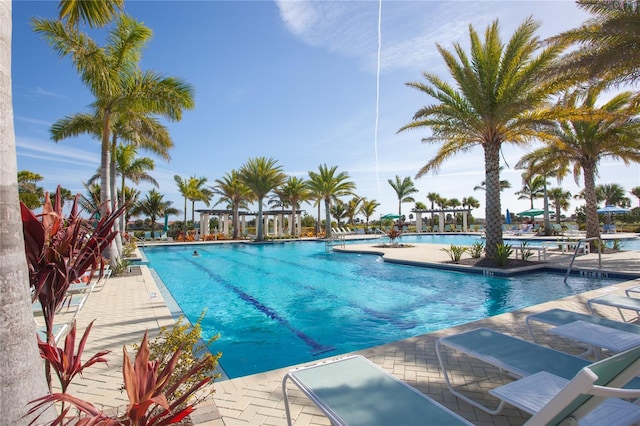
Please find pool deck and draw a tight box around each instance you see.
[66,235,640,425]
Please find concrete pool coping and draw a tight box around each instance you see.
[67,240,640,425]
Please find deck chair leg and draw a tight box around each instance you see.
[435,340,507,415]
[282,374,294,426]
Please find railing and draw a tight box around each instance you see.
[325,234,346,252]
[564,236,602,283]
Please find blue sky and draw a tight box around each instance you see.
[12,0,640,222]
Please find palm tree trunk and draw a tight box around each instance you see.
[542,177,551,236]
[0,3,54,419]
[256,197,264,241]
[100,111,118,264]
[484,143,503,259]
[583,163,600,243]
[232,204,239,239]
[110,138,122,254]
[316,201,321,235]
[324,197,332,238]
[183,196,187,231]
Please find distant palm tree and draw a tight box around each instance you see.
[597,183,631,208]
[132,189,179,238]
[239,157,286,241]
[330,200,348,228]
[359,198,380,229]
[426,192,441,225]
[388,175,418,216]
[532,86,640,240]
[307,164,356,238]
[515,173,547,209]
[276,176,311,237]
[549,0,640,86]
[461,196,480,211]
[473,167,512,192]
[548,187,572,224]
[344,196,362,226]
[18,170,45,209]
[631,186,640,207]
[188,176,213,225]
[212,170,253,239]
[398,18,566,258]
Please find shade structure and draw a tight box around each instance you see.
[381,213,401,220]
[597,205,630,214]
[517,208,546,217]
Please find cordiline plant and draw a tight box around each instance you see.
[22,186,125,345]
[29,331,213,425]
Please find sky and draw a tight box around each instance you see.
[12,0,640,223]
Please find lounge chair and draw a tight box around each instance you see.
[513,224,534,235]
[587,294,640,323]
[490,345,640,425]
[434,327,640,415]
[282,355,473,426]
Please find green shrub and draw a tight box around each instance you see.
[468,241,485,258]
[441,245,467,263]
[494,243,513,266]
[135,311,222,408]
[519,241,533,261]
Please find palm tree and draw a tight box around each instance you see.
[597,183,631,208]
[426,192,441,226]
[131,189,179,238]
[174,175,191,229]
[550,0,640,87]
[631,186,640,207]
[515,173,547,209]
[387,175,418,216]
[532,86,640,240]
[461,196,480,211]
[276,176,310,237]
[239,157,286,241]
[212,170,253,239]
[35,14,194,262]
[188,176,213,226]
[473,166,512,192]
[359,198,380,229]
[344,196,362,226]
[307,164,356,239]
[398,18,568,258]
[548,187,572,224]
[1,1,122,422]
[330,200,348,228]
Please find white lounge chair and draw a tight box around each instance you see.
[587,294,640,323]
[491,345,640,425]
[282,355,472,426]
[435,327,640,415]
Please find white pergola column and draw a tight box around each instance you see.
[276,215,282,236]
[439,211,445,232]
[200,213,209,237]
[297,211,302,237]
[223,213,229,235]
[286,213,292,235]
[240,215,246,236]
[263,215,269,236]
[416,213,423,232]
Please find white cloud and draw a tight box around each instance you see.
[34,87,67,99]
[15,116,52,127]
[16,137,100,166]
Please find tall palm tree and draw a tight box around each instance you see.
[174,175,191,229]
[550,0,640,86]
[307,164,356,239]
[187,176,213,226]
[548,187,572,224]
[398,18,568,258]
[359,198,380,229]
[387,175,418,217]
[239,157,286,241]
[344,196,362,226]
[1,1,122,422]
[533,87,640,240]
[276,176,310,237]
[212,170,253,239]
[131,189,179,238]
[515,172,547,209]
[35,14,194,262]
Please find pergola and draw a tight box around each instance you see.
[411,207,473,232]
[194,208,305,237]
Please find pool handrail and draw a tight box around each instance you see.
[563,237,602,283]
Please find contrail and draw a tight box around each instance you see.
[374,0,382,192]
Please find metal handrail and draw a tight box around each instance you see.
[564,236,602,283]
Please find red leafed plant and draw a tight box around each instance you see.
[23,186,125,346]
[29,331,213,425]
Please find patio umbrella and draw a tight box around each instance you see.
[517,208,546,217]
[381,213,401,220]
[163,214,169,232]
[505,209,511,225]
[597,205,630,214]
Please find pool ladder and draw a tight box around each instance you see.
[563,236,602,283]
[325,235,346,252]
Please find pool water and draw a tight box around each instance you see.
[142,241,624,379]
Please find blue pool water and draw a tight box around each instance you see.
[142,241,626,379]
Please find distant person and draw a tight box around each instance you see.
[193,250,200,257]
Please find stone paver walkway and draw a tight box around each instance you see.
[69,237,640,425]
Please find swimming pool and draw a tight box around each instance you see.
[142,241,624,379]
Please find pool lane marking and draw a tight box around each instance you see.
[182,255,335,356]
[211,248,421,330]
